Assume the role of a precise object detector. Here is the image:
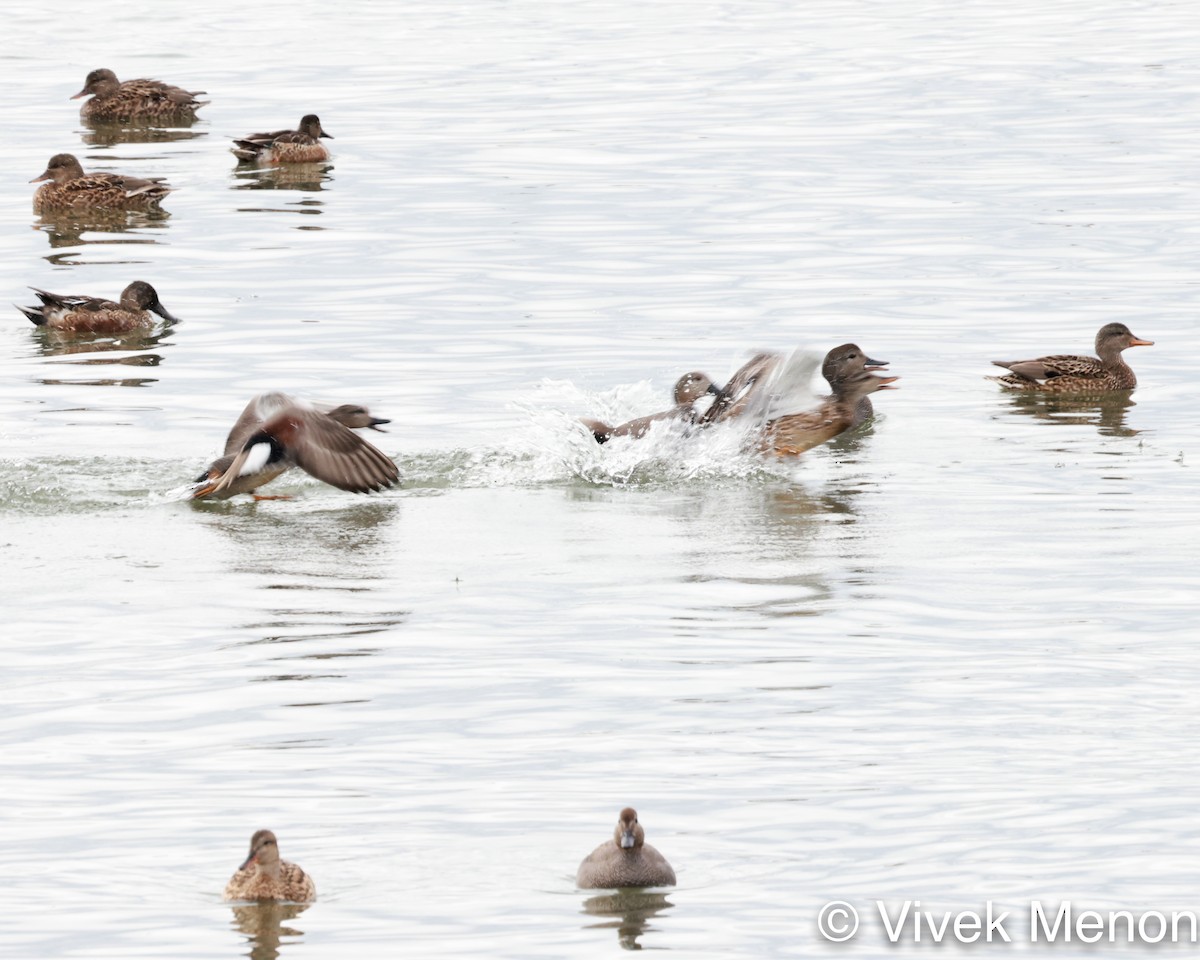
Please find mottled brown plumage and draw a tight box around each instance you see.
[191,393,398,500]
[988,323,1153,393]
[577,808,676,889]
[30,153,170,212]
[224,830,316,903]
[16,281,177,333]
[583,371,719,443]
[231,115,333,164]
[760,370,898,456]
[72,68,207,123]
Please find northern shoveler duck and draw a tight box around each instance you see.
[191,393,399,500]
[224,830,316,903]
[821,343,888,426]
[576,808,676,889]
[30,153,170,213]
[760,369,898,456]
[582,371,720,443]
[231,115,333,164]
[988,323,1154,393]
[16,281,177,333]
[72,68,207,123]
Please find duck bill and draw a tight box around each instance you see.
[863,356,888,370]
[1128,337,1154,347]
[706,382,721,395]
[874,375,900,390]
[620,831,636,849]
[29,170,52,183]
[237,852,258,871]
[320,131,334,139]
[368,417,389,432]
[70,88,91,100]
[151,304,180,323]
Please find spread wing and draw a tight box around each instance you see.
[283,409,399,493]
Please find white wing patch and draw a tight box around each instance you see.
[238,442,273,476]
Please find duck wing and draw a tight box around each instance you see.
[222,392,294,455]
[278,408,399,493]
[991,353,1103,382]
[700,352,781,424]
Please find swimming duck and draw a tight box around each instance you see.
[16,281,177,333]
[577,808,676,889]
[191,393,399,500]
[821,343,888,426]
[71,68,207,123]
[988,323,1153,393]
[224,830,316,903]
[231,115,333,164]
[759,370,899,456]
[30,153,170,213]
[582,371,719,443]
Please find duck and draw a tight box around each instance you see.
[30,153,170,213]
[988,323,1154,393]
[576,808,676,889]
[224,830,316,902]
[759,369,899,456]
[16,281,177,333]
[820,343,889,426]
[581,371,720,443]
[191,393,399,500]
[71,68,207,123]
[698,352,781,425]
[231,115,333,164]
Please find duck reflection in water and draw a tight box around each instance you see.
[581,890,675,951]
[35,208,169,250]
[232,164,331,194]
[80,122,206,147]
[1001,392,1140,438]
[229,901,310,960]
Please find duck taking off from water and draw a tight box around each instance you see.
[581,371,720,443]
[224,830,316,902]
[71,68,207,123]
[16,281,177,334]
[760,369,899,456]
[190,393,398,500]
[576,808,677,889]
[231,115,333,164]
[988,323,1153,393]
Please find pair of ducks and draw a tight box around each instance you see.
[584,343,896,457]
[31,69,333,213]
[224,809,674,902]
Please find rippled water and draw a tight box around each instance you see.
[2,0,1198,957]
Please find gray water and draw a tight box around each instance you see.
[1,1,1198,957]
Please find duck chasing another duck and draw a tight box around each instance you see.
[582,371,720,443]
[760,369,899,456]
[191,393,399,501]
[820,343,888,426]
[16,281,177,333]
[30,153,170,212]
[576,808,677,889]
[988,323,1153,393]
[72,68,207,123]
[224,830,316,902]
[231,115,333,164]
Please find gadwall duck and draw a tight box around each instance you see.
[224,830,316,902]
[576,808,676,889]
[231,115,333,164]
[71,68,207,123]
[988,323,1153,393]
[760,370,898,456]
[30,153,170,212]
[191,393,399,500]
[582,371,720,443]
[16,281,177,333]
[821,343,888,426]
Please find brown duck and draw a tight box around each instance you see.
[16,281,177,333]
[820,343,889,426]
[30,153,170,212]
[576,808,677,889]
[760,369,899,456]
[231,115,333,164]
[224,830,316,902]
[581,371,719,443]
[72,68,207,123]
[191,393,399,500]
[988,323,1153,393]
